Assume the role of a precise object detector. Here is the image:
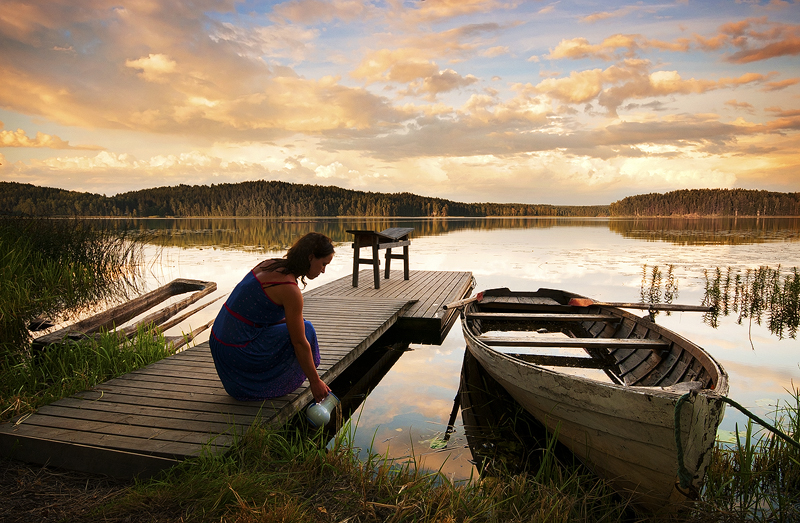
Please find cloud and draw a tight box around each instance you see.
[1,0,798,204]
[353,49,440,83]
[352,48,479,99]
[213,18,319,62]
[547,34,690,61]
[727,34,800,63]
[693,18,800,63]
[724,99,755,112]
[399,0,517,24]
[402,69,479,100]
[0,14,408,139]
[766,107,800,118]
[579,6,640,24]
[0,124,104,150]
[482,45,509,57]
[125,53,177,83]
[761,78,800,91]
[270,0,372,24]
[528,59,774,115]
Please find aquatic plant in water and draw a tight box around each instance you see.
[702,265,800,339]
[639,264,678,321]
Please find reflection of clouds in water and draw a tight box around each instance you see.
[356,424,474,479]
[361,349,462,425]
[346,341,475,477]
[717,359,800,435]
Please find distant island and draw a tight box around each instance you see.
[1,181,798,218]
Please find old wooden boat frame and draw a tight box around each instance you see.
[459,287,729,511]
[33,278,218,351]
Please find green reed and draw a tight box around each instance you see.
[0,217,145,362]
[700,387,800,522]
[0,326,172,423]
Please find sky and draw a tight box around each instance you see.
[1,0,799,206]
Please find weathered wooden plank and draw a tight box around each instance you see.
[478,336,670,349]
[44,397,260,426]
[17,414,233,446]
[0,432,179,479]
[73,390,279,417]
[506,353,613,369]
[467,312,620,322]
[1,424,211,458]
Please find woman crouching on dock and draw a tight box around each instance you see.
[210,232,334,403]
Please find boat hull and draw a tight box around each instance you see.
[462,288,728,511]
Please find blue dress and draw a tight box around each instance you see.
[209,271,320,401]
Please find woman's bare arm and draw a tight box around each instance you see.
[282,286,331,402]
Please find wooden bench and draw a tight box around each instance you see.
[346,228,413,289]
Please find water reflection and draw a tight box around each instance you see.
[702,266,800,339]
[109,217,608,250]
[609,217,800,245]
[325,337,581,481]
[459,349,578,477]
[640,264,679,307]
[94,216,800,251]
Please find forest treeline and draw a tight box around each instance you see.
[610,188,800,217]
[0,181,606,217]
[1,181,798,217]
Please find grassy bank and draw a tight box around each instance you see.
[0,327,174,423]
[77,389,797,522]
[98,418,632,522]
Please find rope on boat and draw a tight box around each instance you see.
[674,392,800,489]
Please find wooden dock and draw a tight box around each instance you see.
[306,269,474,344]
[0,270,472,478]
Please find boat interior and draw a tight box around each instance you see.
[464,288,719,390]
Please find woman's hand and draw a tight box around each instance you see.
[310,377,332,403]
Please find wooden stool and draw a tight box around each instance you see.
[346,227,413,289]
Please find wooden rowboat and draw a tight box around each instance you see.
[33,278,218,351]
[460,287,728,511]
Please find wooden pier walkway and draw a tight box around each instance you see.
[0,270,472,478]
[306,269,474,344]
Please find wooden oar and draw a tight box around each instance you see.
[442,292,484,310]
[567,297,713,312]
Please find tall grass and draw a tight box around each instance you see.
[700,387,800,522]
[0,326,173,423]
[0,217,144,363]
[98,413,635,523]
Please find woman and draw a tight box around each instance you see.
[210,232,334,403]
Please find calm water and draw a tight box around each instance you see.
[126,217,800,481]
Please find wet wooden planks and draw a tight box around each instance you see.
[305,269,474,343]
[0,296,411,478]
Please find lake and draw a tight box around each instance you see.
[123,216,800,481]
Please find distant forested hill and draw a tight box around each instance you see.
[609,189,800,217]
[0,181,607,217]
[1,182,797,217]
